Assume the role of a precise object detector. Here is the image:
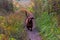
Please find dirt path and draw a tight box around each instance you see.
[15,8,42,40]
[26,28,42,40]
[24,10,42,40]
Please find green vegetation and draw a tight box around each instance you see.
[0,0,60,40]
[34,0,60,40]
[0,13,27,40]
[35,12,60,40]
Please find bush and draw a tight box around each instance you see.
[35,12,60,40]
[0,12,27,40]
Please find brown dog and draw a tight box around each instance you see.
[26,16,34,31]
